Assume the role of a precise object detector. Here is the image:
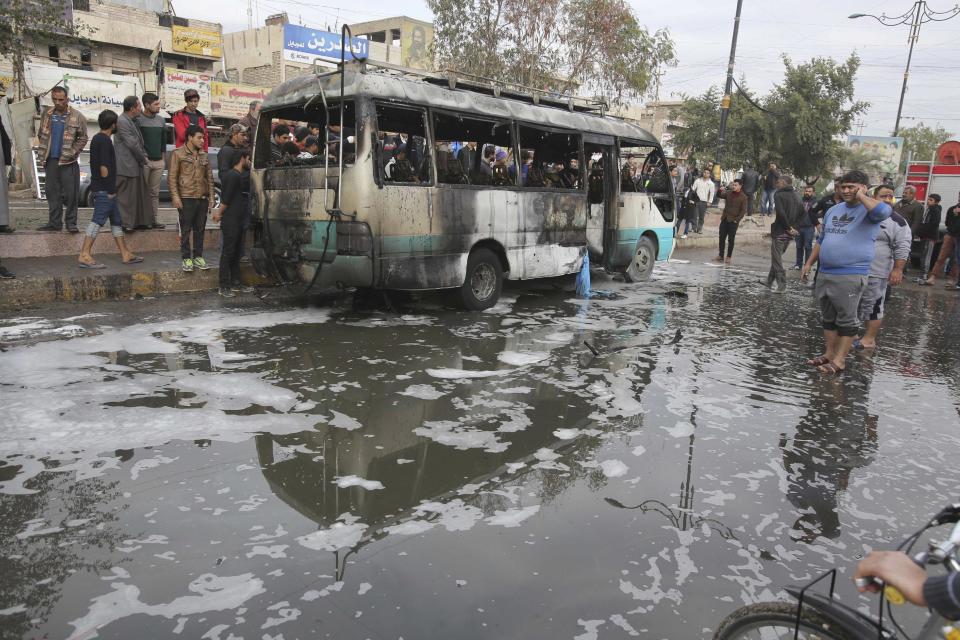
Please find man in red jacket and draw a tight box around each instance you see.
[172,89,209,151]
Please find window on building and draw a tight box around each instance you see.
[518,125,582,190]
[80,48,92,70]
[432,111,513,186]
[253,102,355,170]
[376,104,431,186]
[73,0,90,11]
[48,45,60,64]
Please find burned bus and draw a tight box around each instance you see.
[250,62,676,310]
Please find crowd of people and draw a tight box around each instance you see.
[6,86,261,296]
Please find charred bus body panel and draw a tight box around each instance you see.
[250,66,675,308]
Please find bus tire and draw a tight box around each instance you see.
[624,236,657,283]
[459,248,503,311]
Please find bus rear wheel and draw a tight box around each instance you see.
[624,236,657,283]
[459,248,503,311]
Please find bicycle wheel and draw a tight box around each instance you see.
[713,601,851,639]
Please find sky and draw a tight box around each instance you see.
[178,0,960,139]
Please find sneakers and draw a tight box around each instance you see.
[792,265,802,270]
[194,257,210,270]
[218,287,236,298]
[0,265,15,279]
[231,283,254,293]
[182,258,194,272]
[680,234,688,239]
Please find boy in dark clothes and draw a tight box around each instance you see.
[78,110,143,268]
[917,194,942,280]
[213,148,253,297]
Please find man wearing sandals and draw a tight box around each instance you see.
[78,110,143,268]
[799,170,891,374]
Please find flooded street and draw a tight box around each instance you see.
[2,254,959,640]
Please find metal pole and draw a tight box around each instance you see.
[893,1,922,137]
[716,0,745,167]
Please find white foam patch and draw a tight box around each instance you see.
[358,583,372,596]
[631,445,646,457]
[497,351,550,366]
[0,605,27,616]
[486,505,540,528]
[67,573,265,640]
[664,422,695,438]
[414,420,508,453]
[414,499,483,532]
[600,459,629,478]
[384,520,435,536]
[553,428,580,440]
[130,455,179,481]
[173,371,299,412]
[296,515,367,552]
[327,411,363,431]
[575,619,606,640]
[333,476,384,491]
[425,368,506,380]
[398,384,448,400]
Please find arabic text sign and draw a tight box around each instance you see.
[282,24,369,65]
[211,82,269,119]
[25,64,142,121]
[162,70,212,115]
[172,25,223,58]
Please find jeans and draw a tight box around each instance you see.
[718,220,739,257]
[761,189,777,215]
[695,201,708,232]
[178,198,208,259]
[953,238,960,285]
[86,191,123,239]
[744,191,756,216]
[144,159,164,225]
[767,235,791,289]
[795,227,815,267]
[44,159,79,229]
[921,239,936,277]
[219,213,244,288]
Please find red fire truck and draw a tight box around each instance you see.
[905,140,960,269]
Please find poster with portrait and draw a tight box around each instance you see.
[162,70,212,115]
[400,20,433,71]
[845,135,904,178]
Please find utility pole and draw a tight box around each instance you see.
[715,0,745,170]
[849,2,960,137]
[247,0,253,29]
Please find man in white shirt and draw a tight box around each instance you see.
[692,169,716,233]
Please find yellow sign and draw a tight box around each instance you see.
[211,82,270,120]
[0,74,12,96]
[171,25,223,58]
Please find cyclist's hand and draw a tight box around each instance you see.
[854,551,927,606]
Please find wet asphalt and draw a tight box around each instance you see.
[1,248,959,640]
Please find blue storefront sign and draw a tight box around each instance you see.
[282,24,369,65]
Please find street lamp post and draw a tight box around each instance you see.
[849,2,960,137]
[715,0,745,170]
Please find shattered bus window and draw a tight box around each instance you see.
[253,102,356,169]
[433,112,513,187]
[518,126,582,190]
[376,104,431,185]
[620,141,674,220]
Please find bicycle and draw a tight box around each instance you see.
[713,503,960,639]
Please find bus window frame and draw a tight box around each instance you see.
[374,101,434,188]
[252,101,355,171]
[515,120,585,194]
[429,107,518,191]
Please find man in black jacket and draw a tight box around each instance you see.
[0,115,13,278]
[764,175,803,292]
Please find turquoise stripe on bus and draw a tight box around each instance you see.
[616,227,675,262]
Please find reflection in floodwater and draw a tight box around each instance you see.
[780,371,878,542]
[0,262,959,639]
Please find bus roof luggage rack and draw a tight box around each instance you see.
[352,59,608,116]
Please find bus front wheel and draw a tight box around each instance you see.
[624,236,657,283]
[460,248,503,311]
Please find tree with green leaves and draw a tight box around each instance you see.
[670,55,868,185]
[0,0,93,99]
[669,83,767,170]
[427,0,675,105]
[897,122,954,167]
[766,55,868,184]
